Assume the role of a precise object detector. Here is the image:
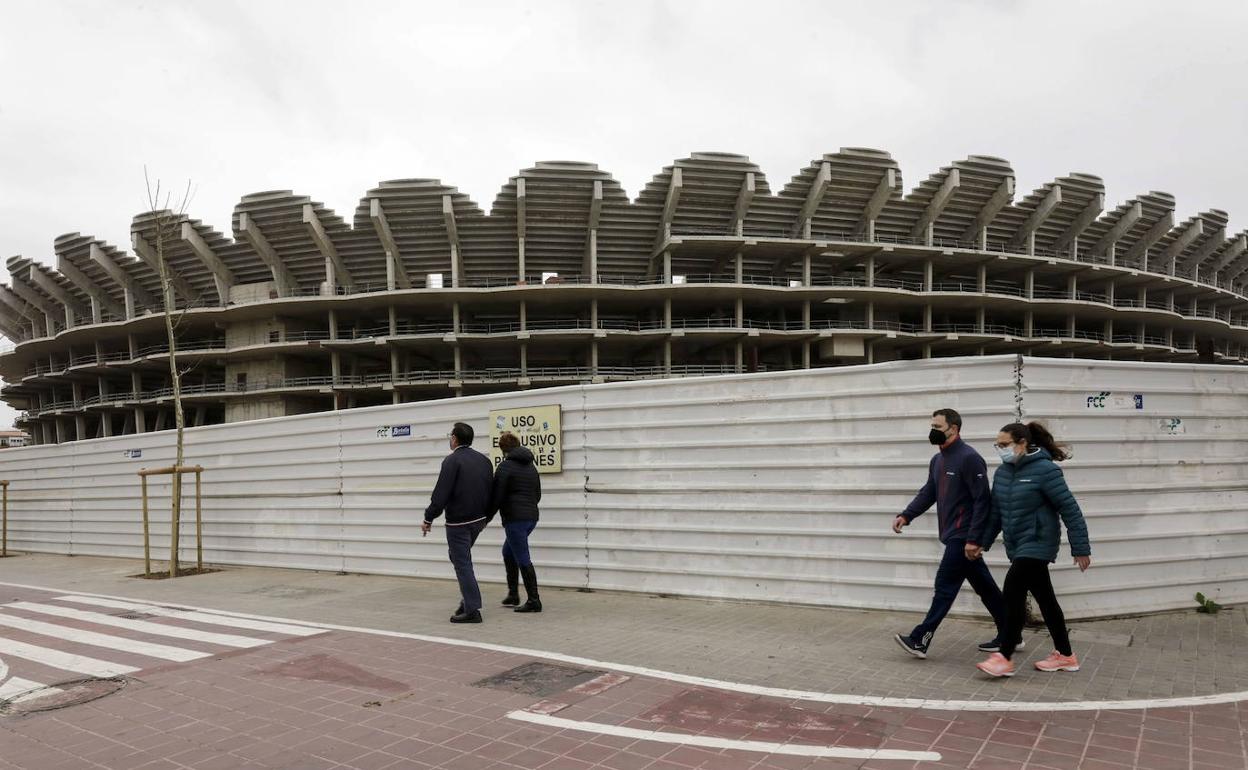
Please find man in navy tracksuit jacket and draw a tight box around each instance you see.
[892,408,1010,658]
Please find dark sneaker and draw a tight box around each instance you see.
[894,633,928,659]
[977,638,1026,653]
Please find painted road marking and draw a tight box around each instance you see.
[507,710,943,761]
[0,677,59,703]
[8,602,269,649]
[0,637,138,678]
[0,580,1243,713]
[53,596,326,637]
[0,611,209,662]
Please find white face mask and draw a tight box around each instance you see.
[996,445,1017,463]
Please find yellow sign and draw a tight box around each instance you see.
[489,404,562,474]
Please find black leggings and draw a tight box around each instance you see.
[1001,557,1072,659]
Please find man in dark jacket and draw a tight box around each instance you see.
[422,422,494,623]
[891,408,1011,658]
[490,434,543,612]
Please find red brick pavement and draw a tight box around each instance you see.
[0,586,1245,769]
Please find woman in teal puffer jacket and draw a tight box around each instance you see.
[969,421,1092,678]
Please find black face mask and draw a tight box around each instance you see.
[928,428,948,445]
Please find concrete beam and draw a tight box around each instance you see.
[909,168,960,240]
[856,167,897,237]
[733,172,755,236]
[27,266,90,324]
[90,243,157,315]
[792,162,830,238]
[654,168,683,249]
[369,198,413,290]
[1054,193,1104,255]
[1158,218,1203,273]
[0,286,40,337]
[442,195,462,288]
[131,234,201,305]
[1122,211,1174,265]
[960,176,1014,244]
[179,223,235,303]
[584,181,602,278]
[238,212,298,295]
[1089,201,1142,257]
[1179,227,1225,274]
[1212,234,1247,275]
[302,204,354,289]
[1009,185,1062,247]
[9,280,60,331]
[56,255,126,320]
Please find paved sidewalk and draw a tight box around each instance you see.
[0,554,1244,769]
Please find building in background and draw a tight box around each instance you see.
[1,148,1246,445]
[0,429,30,448]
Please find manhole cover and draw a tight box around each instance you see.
[0,677,127,716]
[472,662,602,697]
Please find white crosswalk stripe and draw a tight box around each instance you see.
[0,593,324,696]
[0,677,59,703]
[0,611,209,662]
[0,637,138,678]
[53,595,326,637]
[8,602,270,648]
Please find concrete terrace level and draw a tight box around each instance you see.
[3,149,1248,444]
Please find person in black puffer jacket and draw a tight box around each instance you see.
[490,432,543,613]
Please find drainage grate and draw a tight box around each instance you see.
[0,677,127,716]
[112,611,156,620]
[472,661,603,697]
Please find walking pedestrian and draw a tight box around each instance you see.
[422,422,494,624]
[972,421,1092,678]
[893,408,1012,659]
[490,431,543,613]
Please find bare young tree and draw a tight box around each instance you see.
[143,168,196,576]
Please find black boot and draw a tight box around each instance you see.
[515,564,542,613]
[502,556,520,607]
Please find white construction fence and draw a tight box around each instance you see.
[0,355,1244,620]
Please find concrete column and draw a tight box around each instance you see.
[923,260,934,291]
[1025,270,1035,299]
[1106,281,1115,305]
[75,414,87,440]
[1024,311,1034,337]
[802,251,812,286]
[663,250,672,284]
[520,343,528,376]
[977,307,986,333]
[734,251,743,284]
[663,340,672,375]
[590,299,598,329]
[866,301,875,328]
[979,226,988,251]
[1068,274,1078,299]
[388,306,397,336]
[664,298,672,328]
[734,341,743,373]
[865,255,876,288]
[55,420,66,443]
[591,341,599,374]
[925,222,934,247]
[520,301,527,331]
[735,297,744,327]
[128,333,138,359]
[977,264,987,293]
[1103,319,1113,342]
[1067,315,1077,336]
[328,310,338,341]
[923,304,933,333]
[453,346,462,378]
[452,302,461,334]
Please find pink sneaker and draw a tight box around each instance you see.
[975,652,1015,678]
[1034,651,1080,672]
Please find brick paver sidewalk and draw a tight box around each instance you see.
[0,555,1245,769]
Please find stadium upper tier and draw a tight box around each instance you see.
[3,148,1248,443]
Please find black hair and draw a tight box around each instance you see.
[451,422,474,446]
[932,408,963,430]
[999,421,1069,462]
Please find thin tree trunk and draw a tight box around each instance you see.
[156,215,185,577]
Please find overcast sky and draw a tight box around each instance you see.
[1,0,1246,430]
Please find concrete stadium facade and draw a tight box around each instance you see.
[2,148,1247,445]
